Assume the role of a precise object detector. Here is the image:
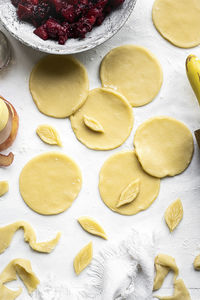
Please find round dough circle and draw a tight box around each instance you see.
[70,88,134,150]
[152,0,200,48]
[99,151,160,215]
[19,152,82,215]
[100,45,163,107]
[134,116,194,178]
[29,55,89,118]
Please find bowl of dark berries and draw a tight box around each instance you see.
[0,0,136,54]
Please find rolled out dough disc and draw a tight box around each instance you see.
[152,0,200,48]
[100,45,163,107]
[29,55,89,118]
[134,116,194,178]
[99,151,160,215]
[19,152,82,215]
[70,88,134,150]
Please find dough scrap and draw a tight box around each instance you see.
[74,242,93,275]
[0,181,9,197]
[71,88,134,150]
[36,124,62,146]
[100,45,163,107]
[99,151,160,215]
[19,152,82,215]
[153,254,179,291]
[29,55,89,118]
[152,0,200,48]
[78,216,107,240]
[154,254,191,299]
[165,199,183,232]
[193,255,200,271]
[155,279,191,300]
[134,116,194,178]
[0,221,61,254]
[0,258,39,299]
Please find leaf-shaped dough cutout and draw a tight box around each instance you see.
[74,242,93,275]
[83,115,104,133]
[36,125,62,146]
[78,217,107,240]
[165,199,183,232]
[116,179,140,208]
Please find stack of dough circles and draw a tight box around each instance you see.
[100,45,163,107]
[99,151,160,215]
[19,152,82,215]
[29,55,89,118]
[70,88,134,150]
[134,116,194,178]
[152,0,200,48]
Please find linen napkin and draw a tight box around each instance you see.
[32,229,155,300]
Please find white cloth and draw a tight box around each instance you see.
[32,229,155,300]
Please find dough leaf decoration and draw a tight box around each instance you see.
[117,178,140,208]
[193,255,200,271]
[164,199,183,232]
[0,221,61,254]
[83,115,104,133]
[155,279,191,300]
[153,254,179,291]
[78,217,107,240]
[36,125,62,146]
[0,258,39,299]
[74,242,93,275]
[0,181,9,197]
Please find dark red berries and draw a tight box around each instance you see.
[11,0,125,45]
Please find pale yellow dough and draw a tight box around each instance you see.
[29,55,89,118]
[70,88,134,150]
[193,255,200,271]
[0,181,9,197]
[99,151,160,215]
[0,221,60,254]
[74,242,93,275]
[36,124,62,146]
[78,216,107,240]
[100,45,163,107]
[134,116,194,178]
[165,199,183,232]
[152,0,200,48]
[19,152,82,215]
[153,254,191,300]
[0,258,39,299]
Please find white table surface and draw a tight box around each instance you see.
[0,0,200,298]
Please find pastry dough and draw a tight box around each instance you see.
[74,242,93,275]
[19,152,82,215]
[36,124,62,146]
[71,88,133,150]
[29,55,89,118]
[165,199,183,232]
[134,116,194,178]
[0,258,39,299]
[152,0,200,48]
[193,255,200,271]
[0,181,8,197]
[0,221,60,253]
[155,279,191,300]
[99,151,160,215]
[100,45,163,107]
[78,217,107,240]
[153,254,179,291]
